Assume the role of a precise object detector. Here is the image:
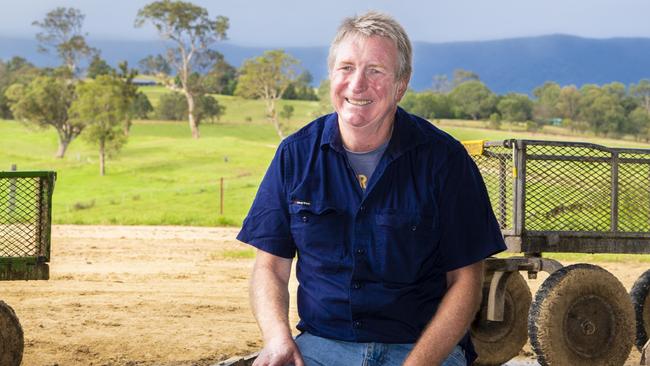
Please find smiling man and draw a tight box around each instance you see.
[238,11,506,366]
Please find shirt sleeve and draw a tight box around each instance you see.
[437,146,507,271]
[236,144,296,258]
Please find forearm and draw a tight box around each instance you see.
[249,251,293,342]
[404,262,483,366]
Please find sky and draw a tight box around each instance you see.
[1,0,650,47]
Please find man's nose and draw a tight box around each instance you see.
[349,69,368,93]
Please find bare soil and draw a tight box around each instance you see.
[3,225,646,365]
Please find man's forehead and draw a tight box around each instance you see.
[333,35,398,63]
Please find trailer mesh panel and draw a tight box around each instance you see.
[0,175,53,258]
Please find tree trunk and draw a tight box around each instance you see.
[55,137,70,159]
[99,140,106,176]
[123,119,132,136]
[186,93,200,139]
[267,99,285,139]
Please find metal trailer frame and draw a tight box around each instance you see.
[474,139,650,255]
[0,171,56,280]
[466,138,650,319]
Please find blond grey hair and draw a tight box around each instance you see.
[328,11,412,82]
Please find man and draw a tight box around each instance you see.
[237,11,506,366]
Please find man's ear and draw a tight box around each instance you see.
[395,76,409,102]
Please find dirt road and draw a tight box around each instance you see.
[3,225,646,365]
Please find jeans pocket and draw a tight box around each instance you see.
[442,345,467,366]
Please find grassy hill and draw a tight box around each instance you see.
[2,91,650,227]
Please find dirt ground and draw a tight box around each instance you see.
[2,225,647,365]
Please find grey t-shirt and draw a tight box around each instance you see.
[344,139,390,190]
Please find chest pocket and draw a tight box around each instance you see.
[375,210,439,284]
[290,202,345,274]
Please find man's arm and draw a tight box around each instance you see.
[250,249,304,366]
[403,261,484,366]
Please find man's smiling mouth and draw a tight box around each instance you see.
[345,98,373,106]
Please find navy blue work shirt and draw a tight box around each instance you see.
[237,107,506,362]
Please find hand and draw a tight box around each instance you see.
[252,336,305,366]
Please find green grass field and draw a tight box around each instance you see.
[3,88,650,229]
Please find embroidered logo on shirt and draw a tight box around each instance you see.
[292,200,311,206]
[357,174,368,190]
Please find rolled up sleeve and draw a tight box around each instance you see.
[237,144,296,258]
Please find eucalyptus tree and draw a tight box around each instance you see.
[135,0,229,139]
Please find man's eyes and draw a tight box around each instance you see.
[336,66,385,75]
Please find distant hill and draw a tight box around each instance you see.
[2,34,650,94]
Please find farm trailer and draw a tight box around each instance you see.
[0,171,56,366]
[219,139,650,366]
[468,139,650,366]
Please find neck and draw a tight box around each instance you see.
[339,111,396,153]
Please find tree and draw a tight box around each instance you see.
[283,71,317,101]
[449,80,496,120]
[71,75,130,176]
[452,69,480,87]
[157,92,187,120]
[579,86,626,136]
[156,91,224,123]
[5,76,81,158]
[235,50,299,139]
[497,93,533,122]
[400,91,453,119]
[629,107,650,141]
[0,57,40,119]
[432,74,451,93]
[87,54,113,79]
[313,78,332,117]
[131,91,154,119]
[630,80,650,113]
[200,52,237,95]
[195,94,225,124]
[532,81,561,121]
[33,7,96,76]
[279,104,294,122]
[138,54,171,76]
[111,61,139,135]
[135,0,229,139]
[556,85,581,120]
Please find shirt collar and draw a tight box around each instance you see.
[320,107,428,158]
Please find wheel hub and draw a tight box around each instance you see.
[563,294,614,358]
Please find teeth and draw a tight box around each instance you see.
[346,98,372,106]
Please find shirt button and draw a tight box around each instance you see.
[301,216,309,223]
[411,225,417,231]
[353,321,362,329]
[359,205,365,212]
[352,282,362,289]
[355,248,365,255]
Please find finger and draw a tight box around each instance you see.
[252,353,267,366]
[293,351,305,366]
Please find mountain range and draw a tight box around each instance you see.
[2,34,650,94]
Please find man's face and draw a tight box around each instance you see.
[329,35,407,131]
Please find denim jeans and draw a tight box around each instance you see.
[294,332,466,366]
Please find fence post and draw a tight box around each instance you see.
[9,164,17,214]
[220,177,224,215]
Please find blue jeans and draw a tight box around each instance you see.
[295,332,466,366]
